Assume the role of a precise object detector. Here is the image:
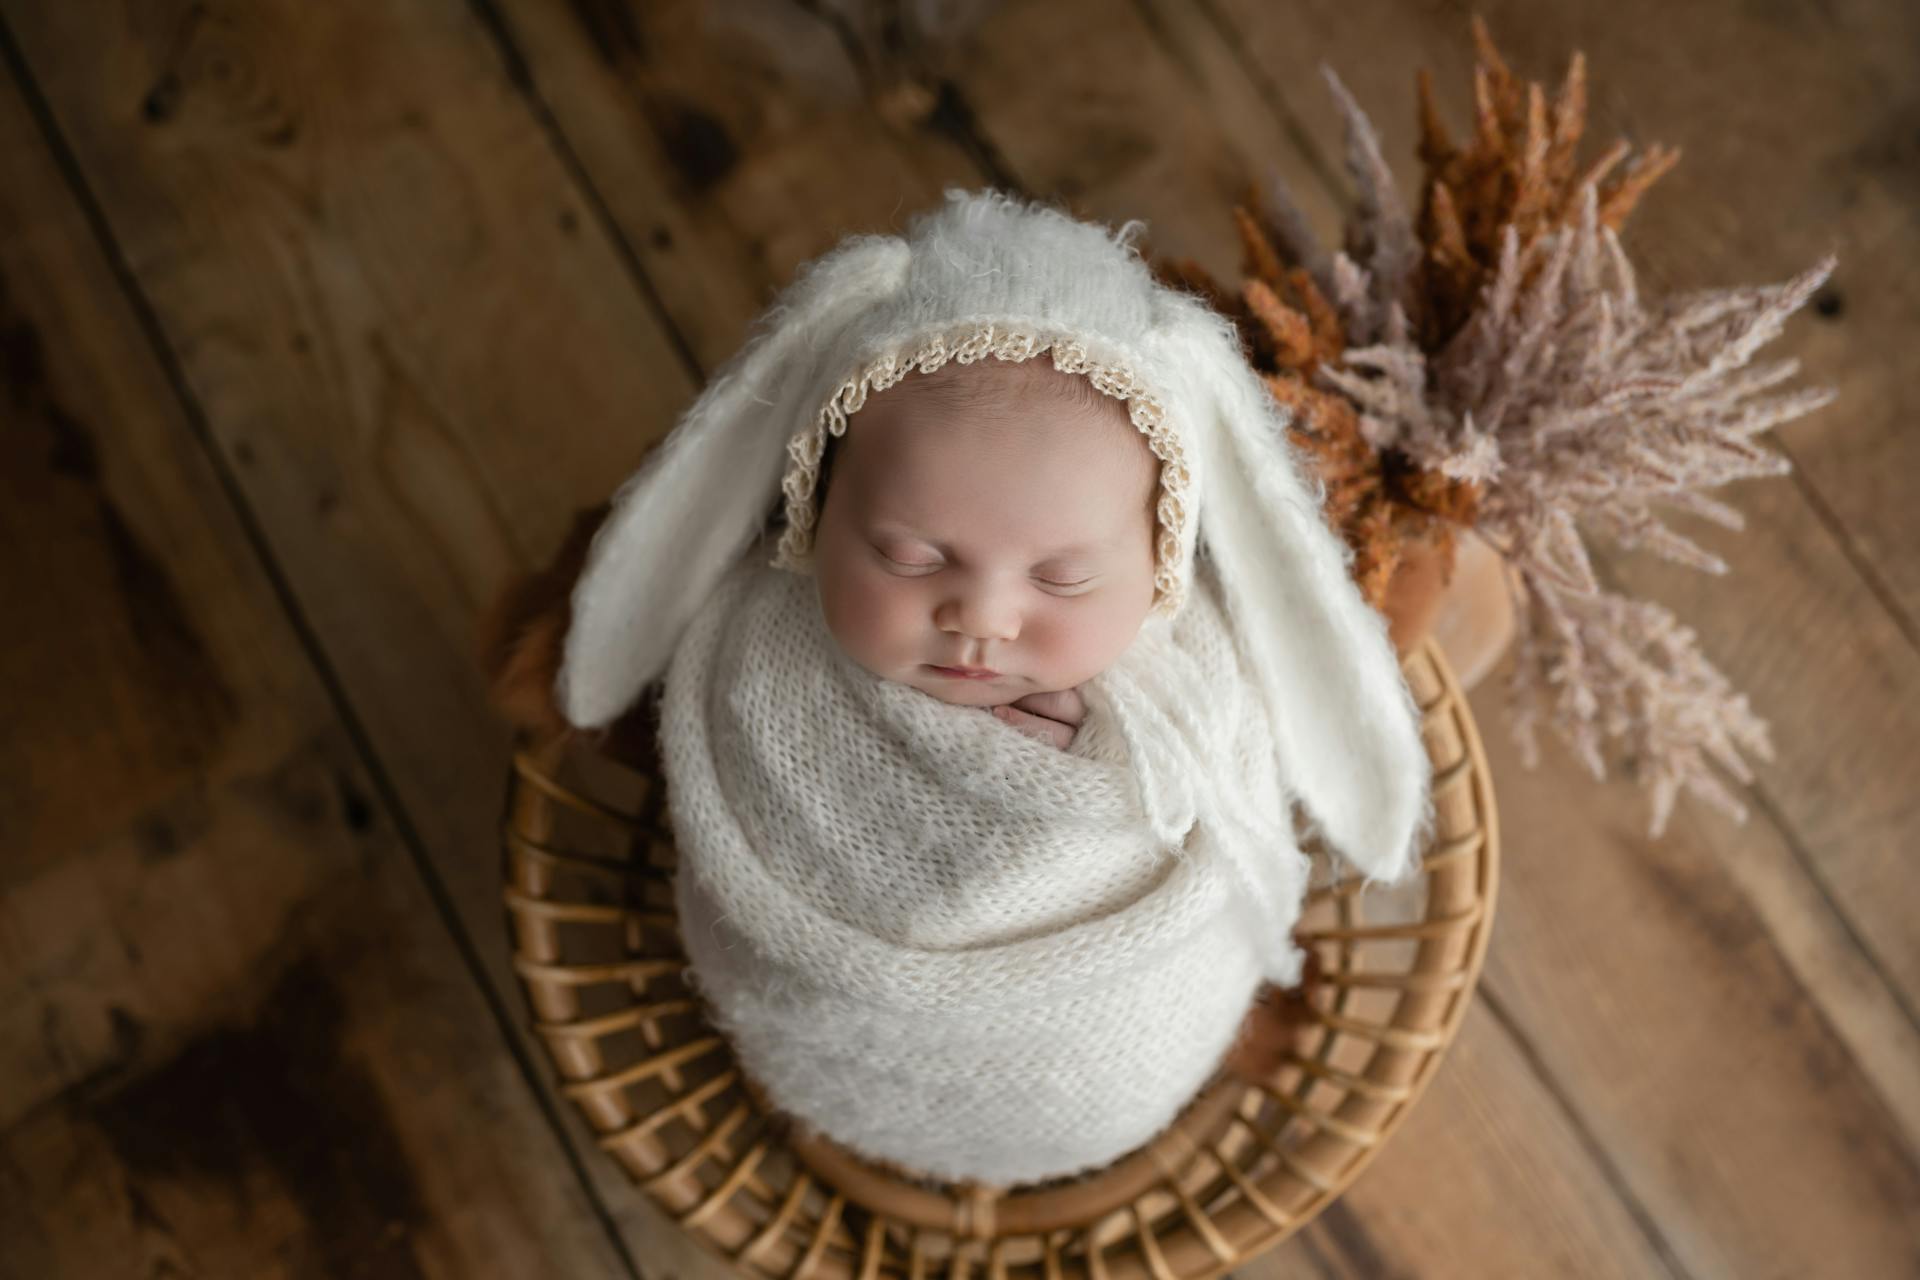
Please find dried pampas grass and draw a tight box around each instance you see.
[1158,15,1836,837]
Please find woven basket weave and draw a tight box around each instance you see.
[501,638,1497,1278]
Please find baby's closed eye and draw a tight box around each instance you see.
[1034,570,1097,593]
[876,544,1099,593]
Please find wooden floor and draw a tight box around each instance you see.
[3,1,1916,1276]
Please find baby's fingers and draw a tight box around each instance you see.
[991,703,1075,750]
[1010,687,1086,725]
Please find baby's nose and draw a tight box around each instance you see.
[936,589,1020,643]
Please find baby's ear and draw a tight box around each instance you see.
[1170,304,1433,885]
[557,234,911,730]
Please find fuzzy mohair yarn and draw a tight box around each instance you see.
[556,190,1434,1183]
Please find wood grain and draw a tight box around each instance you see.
[484,0,981,372]
[1465,673,1920,1278]
[0,48,633,1277]
[0,0,709,1273]
[1271,1000,1680,1280]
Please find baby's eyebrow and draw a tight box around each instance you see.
[1031,542,1108,562]
[868,522,945,551]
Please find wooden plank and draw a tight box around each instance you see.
[1193,0,1920,1033]
[0,51,632,1278]
[1248,1000,1680,1280]
[947,0,1341,279]
[484,0,981,371]
[1462,679,1920,1279]
[0,0,714,1273]
[1598,470,1920,1149]
[948,0,1920,1275]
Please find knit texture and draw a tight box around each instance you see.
[663,550,1307,1186]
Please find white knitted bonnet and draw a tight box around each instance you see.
[559,189,1432,883]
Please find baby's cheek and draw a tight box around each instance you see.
[1036,596,1147,684]
[1023,611,1103,684]
[820,568,922,672]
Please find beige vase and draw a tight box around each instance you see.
[1382,526,1516,692]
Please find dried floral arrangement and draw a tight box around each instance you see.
[1156,16,1837,838]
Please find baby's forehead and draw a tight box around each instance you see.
[817,355,1162,534]
[888,355,1118,415]
[860,358,1145,461]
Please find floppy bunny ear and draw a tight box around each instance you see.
[1173,306,1433,885]
[557,234,911,730]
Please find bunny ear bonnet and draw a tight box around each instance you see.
[558,190,1433,884]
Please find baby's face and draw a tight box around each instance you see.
[812,358,1160,707]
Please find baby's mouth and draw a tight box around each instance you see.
[925,663,1001,681]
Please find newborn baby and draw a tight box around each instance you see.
[811,353,1160,752]
[643,345,1319,1182]
[545,189,1431,1186]
[811,352,1309,1080]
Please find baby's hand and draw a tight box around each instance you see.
[989,688,1086,751]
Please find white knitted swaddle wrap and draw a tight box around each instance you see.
[559,191,1432,1185]
[662,550,1310,1186]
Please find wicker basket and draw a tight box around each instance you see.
[501,638,1497,1279]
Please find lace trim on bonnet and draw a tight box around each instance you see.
[771,324,1192,618]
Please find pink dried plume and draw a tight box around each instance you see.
[1162,15,1837,837]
